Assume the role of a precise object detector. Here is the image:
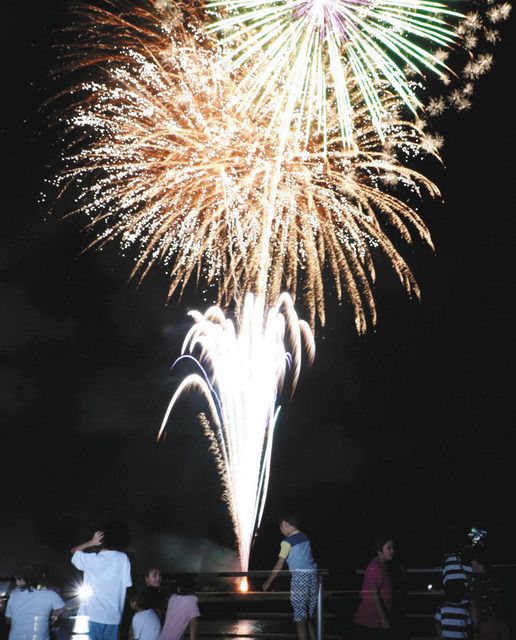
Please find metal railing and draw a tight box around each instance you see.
[2,565,515,639]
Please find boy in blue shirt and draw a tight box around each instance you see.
[262,514,317,640]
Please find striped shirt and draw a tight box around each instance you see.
[442,554,473,585]
[435,601,472,639]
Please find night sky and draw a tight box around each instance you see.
[1,2,515,579]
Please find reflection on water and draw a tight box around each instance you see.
[199,618,283,637]
[225,619,266,635]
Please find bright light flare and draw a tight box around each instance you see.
[158,293,314,571]
[77,584,93,601]
[239,577,250,592]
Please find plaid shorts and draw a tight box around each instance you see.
[290,571,318,622]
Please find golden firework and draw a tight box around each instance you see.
[54,2,441,332]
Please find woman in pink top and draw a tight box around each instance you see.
[353,536,394,638]
[160,576,199,640]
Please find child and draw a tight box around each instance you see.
[159,576,199,640]
[130,593,161,640]
[435,581,472,639]
[70,528,132,640]
[142,569,163,616]
[262,514,318,640]
[353,536,394,637]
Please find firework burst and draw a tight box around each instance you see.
[205,0,460,147]
[54,3,440,332]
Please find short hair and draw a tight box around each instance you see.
[371,535,392,556]
[278,513,301,529]
[177,575,196,595]
[144,568,161,579]
[101,521,130,550]
[444,580,465,603]
[131,590,154,610]
[14,564,42,589]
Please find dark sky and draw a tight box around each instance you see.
[1,2,515,578]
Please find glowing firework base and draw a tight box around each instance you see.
[159,293,314,571]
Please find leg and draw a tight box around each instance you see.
[88,622,103,640]
[295,620,309,639]
[307,573,319,640]
[291,572,310,639]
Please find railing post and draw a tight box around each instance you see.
[317,571,324,640]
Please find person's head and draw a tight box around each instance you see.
[144,568,162,588]
[278,514,300,537]
[177,575,196,596]
[13,564,42,590]
[372,536,394,563]
[471,550,489,574]
[444,580,465,604]
[101,521,130,551]
[130,591,153,612]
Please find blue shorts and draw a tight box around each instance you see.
[88,621,119,640]
[290,571,318,622]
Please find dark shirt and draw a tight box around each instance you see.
[468,573,505,622]
[141,586,162,612]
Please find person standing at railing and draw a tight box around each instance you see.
[262,513,318,640]
[159,575,199,640]
[5,564,64,640]
[441,527,473,589]
[353,535,394,638]
[141,569,163,619]
[434,580,472,640]
[70,529,132,640]
[130,591,161,640]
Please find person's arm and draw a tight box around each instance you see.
[370,586,390,629]
[71,531,104,554]
[5,596,12,624]
[188,617,198,640]
[262,556,286,591]
[50,590,66,624]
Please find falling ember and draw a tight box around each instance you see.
[158,293,314,571]
[239,577,250,592]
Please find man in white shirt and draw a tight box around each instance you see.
[71,530,132,640]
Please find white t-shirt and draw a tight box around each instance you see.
[132,610,161,640]
[72,549,132,624]
[6,588,65,640]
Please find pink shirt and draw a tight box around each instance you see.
[354,558,392,628]
[160,595,200,640]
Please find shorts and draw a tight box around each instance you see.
[88,621,120,640]
[290,571,319,622]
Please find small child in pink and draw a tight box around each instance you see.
[159,576,199,640]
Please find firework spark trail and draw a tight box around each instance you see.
[421,0,511,118]
[206,0,461,147]
[157,293,315,571]
[54,3,441,331]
